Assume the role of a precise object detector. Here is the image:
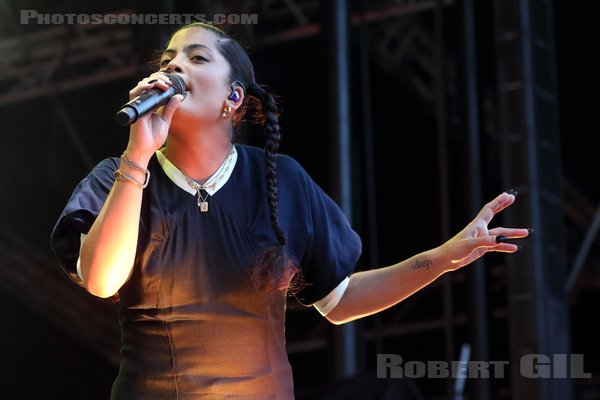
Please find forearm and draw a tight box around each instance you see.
[80,151,150,298]
[325,247,449,324]
[324,191,528,324]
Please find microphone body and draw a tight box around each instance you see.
[115,74,187,126]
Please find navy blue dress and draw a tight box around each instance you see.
[51,144,361,400]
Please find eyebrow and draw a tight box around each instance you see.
[161,43,214,57]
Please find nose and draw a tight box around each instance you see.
[162,58,184,74]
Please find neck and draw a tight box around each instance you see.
[164,126,232,183]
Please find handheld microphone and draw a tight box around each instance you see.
[115,74,187,126]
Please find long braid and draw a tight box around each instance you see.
[245,82,302,297]
[248,83,287,246]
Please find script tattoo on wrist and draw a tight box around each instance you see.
[413,258,433,271]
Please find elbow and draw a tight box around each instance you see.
[84,278,119,299]
[324,307,355,325]
[325,315,356,325]
[80,261,124,299]
[87,286,119,299]
[79,250,131,298]
[325,316,348,325]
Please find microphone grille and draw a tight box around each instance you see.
[167,74,187,95]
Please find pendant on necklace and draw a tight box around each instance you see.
[199,200,208,212]
[196,190,209,212]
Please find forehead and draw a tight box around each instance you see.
[166,27,219,51]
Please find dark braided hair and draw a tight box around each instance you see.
[247,83,287,246]
[170,23,299,296]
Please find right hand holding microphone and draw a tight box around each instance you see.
[122,72,187,160]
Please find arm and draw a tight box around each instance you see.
[325,191,530,324]
[80,154,149,298]
[80,76,183,298]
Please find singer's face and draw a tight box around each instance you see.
[159,27,232,126]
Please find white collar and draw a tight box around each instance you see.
[155,146,238,196]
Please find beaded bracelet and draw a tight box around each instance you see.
[114,168,150,189]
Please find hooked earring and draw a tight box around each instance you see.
[221,105,231,119]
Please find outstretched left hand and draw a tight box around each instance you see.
[440,191,530,272]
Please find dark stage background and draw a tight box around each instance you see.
[0,1,598,399]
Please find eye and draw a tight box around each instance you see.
[159,59,171,67]
[191,55,209,62]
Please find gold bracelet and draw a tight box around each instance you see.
[113,168,150,189]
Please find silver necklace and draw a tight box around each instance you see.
[165,147,235,213]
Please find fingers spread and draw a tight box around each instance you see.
[473,233,522,253]
[488,227,531,239]
[493,243,520,253]
[470,235,521,251]
[477,192,516,225]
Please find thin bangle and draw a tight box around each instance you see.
[121,151,149,175]
[113,169,150,189]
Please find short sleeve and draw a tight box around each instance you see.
[50,158,119,287]
[280,157,362,307]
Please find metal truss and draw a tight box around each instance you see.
[0,0,453,107]
[494,0,572,398]
[0,15,139,107]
